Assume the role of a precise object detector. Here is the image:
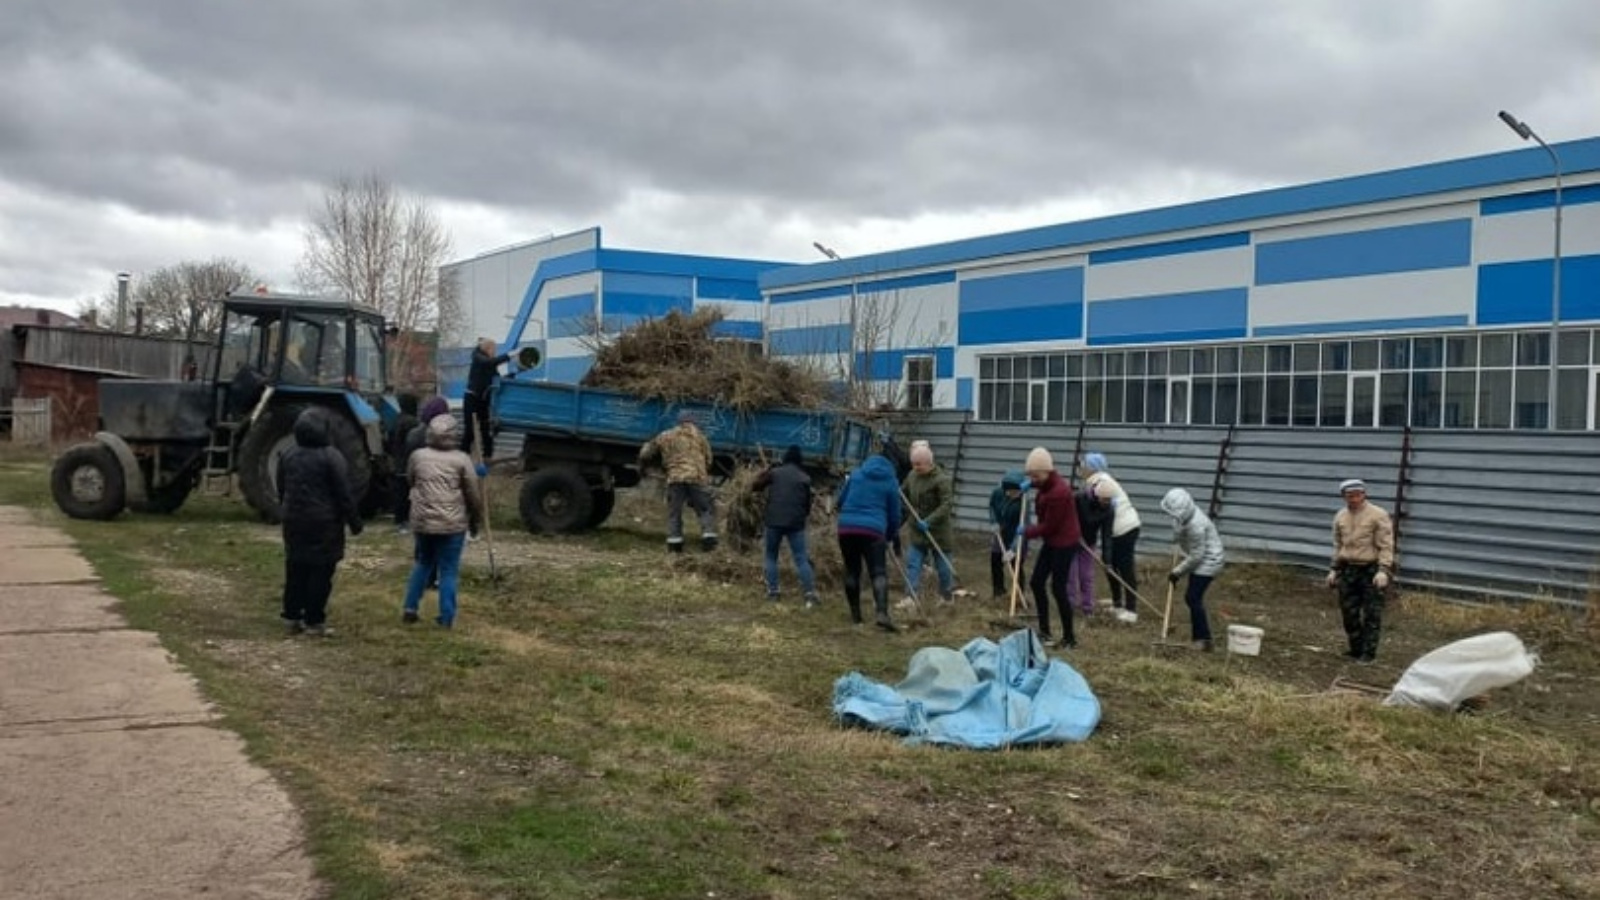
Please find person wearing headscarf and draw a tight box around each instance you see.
[639,409,718,552]
[278,406,363,636]
[1327,478,1395,662]
[1159,488,1225,651]
[752,444,818,606]
[403,414,484,629]
[1081,452,1143,624]
[1023,446,1081,649]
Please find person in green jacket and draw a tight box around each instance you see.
[901,442,956,604]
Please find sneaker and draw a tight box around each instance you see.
[1115,609,1138,625]
[937,592,955,607]
[765,592,781,603]
[435,617,453,630]
[700,534,719,552]
[1055,636,1077,650]
[1356,654,1376,665]
[402,611,420,625]
[303,624,330,637]
[895,596,918,611]
[803,593,820,610]
[875,612,898,633]
[284,619,305,636]
[1192,639,1214,652]
[395,523,410,536]
[667,541,685,555]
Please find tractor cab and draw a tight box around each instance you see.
[215,292,391,421]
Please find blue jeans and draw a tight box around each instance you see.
[905,542,954,598]
[405,532,465,625]
[764,525,817,596]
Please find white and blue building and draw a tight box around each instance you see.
[760,137,1600,431]
[439,227,787,397]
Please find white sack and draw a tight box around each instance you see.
[1382,631,1537,710]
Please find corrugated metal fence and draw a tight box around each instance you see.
[894,411,1599,606]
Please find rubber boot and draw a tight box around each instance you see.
[667,540,684,555]
[872,575,897,632]
[700,534,718,552]
[847,595,862,625]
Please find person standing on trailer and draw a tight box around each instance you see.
[1327,478,1396,663]
[1082,452,1142,623]
[462,337,510,459]
[1159,487,1225,651]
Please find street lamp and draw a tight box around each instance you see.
[812,242,858,383]
[1498,109,1563,430]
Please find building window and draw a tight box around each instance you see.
[904,355,934,410]
[973,327,1597,430]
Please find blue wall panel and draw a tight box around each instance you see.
[769,323,852,356]
[1480,182,1600,215]
[1087,288,1249,346]
[545,355,594,384]
[956,377,974,410]
[1476,254,1600,325]
[1255,219,1472,285]
[697,276,762,302]
[548,291,596,339]
[603,291,691,320]
[1089,231,1250,265]
[710,319,764,340]
[857,346,955,381]
[959,267,1084,345]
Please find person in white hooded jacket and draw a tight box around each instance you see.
[1082,452,1142,623]
[1159,487,1225,651]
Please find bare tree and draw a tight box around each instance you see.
[806,287,949,414]
[75,260,258,342]
[297,175,461,366]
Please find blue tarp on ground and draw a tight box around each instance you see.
[832,629,1101,749]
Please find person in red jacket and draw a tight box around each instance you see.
[1022,446,1082,649]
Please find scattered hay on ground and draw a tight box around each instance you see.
[581,307,830,411]
[713,463,845,591]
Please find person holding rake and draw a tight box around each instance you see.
[1159,487,1225,651]
[1022,447,1081,649]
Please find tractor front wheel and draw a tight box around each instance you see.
[51,443,127,520]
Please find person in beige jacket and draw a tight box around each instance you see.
[1326,478,1395,662]
[402,415,484,628]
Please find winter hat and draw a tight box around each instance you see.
[419,396,450,423]
[782,444,804,466]
[910,443,934,465]
[1025,446,1054,474]
[426,413,461,448]
[1001,469,1027,490]
[1339,478,1367,495]
[1083,452,1109,473]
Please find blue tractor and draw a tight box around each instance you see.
[50,291,400,522]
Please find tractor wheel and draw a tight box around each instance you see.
[239,405,371,523]
[587,487,617,529]
[519,467,594,534]
[51,443,126,520]
[130,473,195,515]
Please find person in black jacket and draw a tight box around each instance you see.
[752,445,818,606]
[1073,483,1112,615]
[278,406,363,636]
[988,470,1027,601]
[462,337,509,459]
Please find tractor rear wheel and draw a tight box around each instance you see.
[51,443,126,520]
[238,405,371,523]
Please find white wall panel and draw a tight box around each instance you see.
[1085,246,1252,300]
[1476,202,1600,264]
[1250,267,1477,330]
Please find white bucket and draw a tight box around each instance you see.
[1227,624,1264,657]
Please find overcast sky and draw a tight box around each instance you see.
[2,0,1595,314]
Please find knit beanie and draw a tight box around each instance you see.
[1339,478,1367,495]
[1083,452,1108,473]
[419,396,450,423]
[1025,446,1054,474]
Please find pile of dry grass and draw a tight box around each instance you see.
[581,307,830,411]
[712,463,845,589]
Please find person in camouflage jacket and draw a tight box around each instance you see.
[639,410,718,552]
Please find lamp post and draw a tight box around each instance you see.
[813,242,858,385]
[1498,109,1563,430]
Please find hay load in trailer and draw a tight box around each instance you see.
[580,307,830,412]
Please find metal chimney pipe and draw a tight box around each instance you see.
[115,272,131,332]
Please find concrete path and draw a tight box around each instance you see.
[0,507,319,899]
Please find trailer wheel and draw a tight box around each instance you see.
[51,443,127,520]
[587,487,617,529]
[239,405,371,523]
[519,467,594,534]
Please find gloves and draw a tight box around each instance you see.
[1374,571,1390,590]
[1168,569,1182,585]
[1002,550,1016,564]
[475,463,489,478]
[916,520,930,535]
[1325,569,1339,589]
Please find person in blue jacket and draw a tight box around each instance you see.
[835,453,903,631]
[987,470,1028,601]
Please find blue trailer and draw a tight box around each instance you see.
[491,376,876,533]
